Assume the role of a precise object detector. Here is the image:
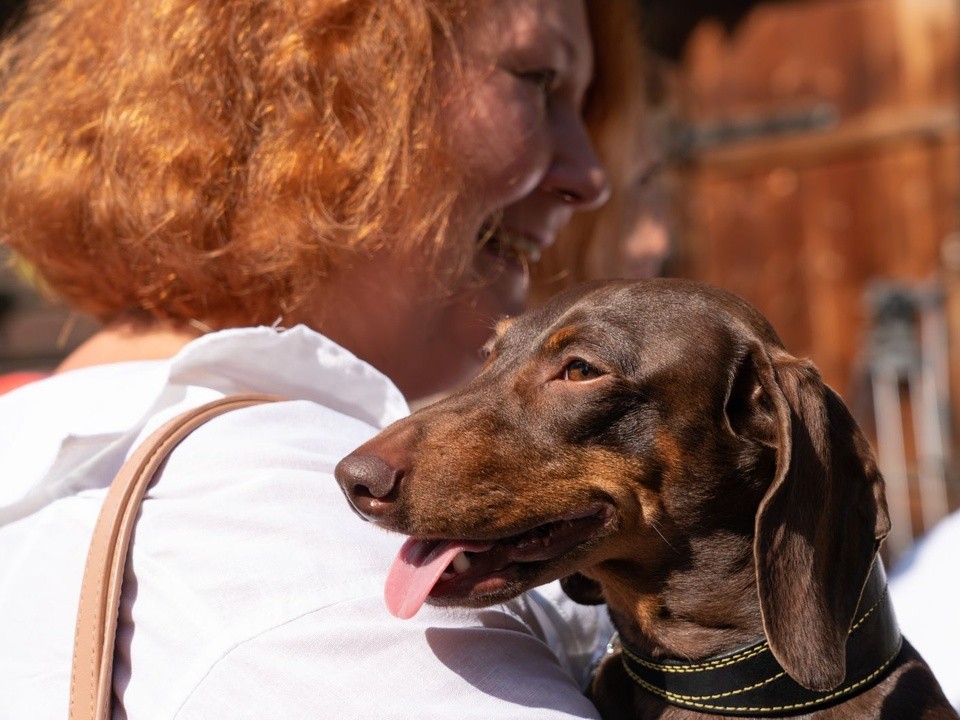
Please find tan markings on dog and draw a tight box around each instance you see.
[544,326,580,354]
[653,428,684,480]
[493,317,517,339]
[567,446,674,642]
[599,577,663,645]
[568,446,649,510]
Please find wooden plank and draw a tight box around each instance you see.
[667,0,960,542]
[681,0,958,121]
[681,0,894,121]
[873,140,944,278]
[676,164,812,363]
[681,105,959,173]
[675,0,960,174]
[678,137,954,393]
[795,159,874,396]
[890,0,960,108]
[931,136,960,244]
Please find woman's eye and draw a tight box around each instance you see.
[518,68,557,95]
[563,359,601,382]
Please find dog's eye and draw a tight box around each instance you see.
[564,359,602,382]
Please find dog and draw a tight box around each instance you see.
[335,279,957,719]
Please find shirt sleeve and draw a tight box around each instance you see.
[173,596,604,719]
[889,512,960,709]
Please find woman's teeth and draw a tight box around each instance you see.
[506,233,542,263]
[483,229,542,265]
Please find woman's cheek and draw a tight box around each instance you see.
[449,78,552,201]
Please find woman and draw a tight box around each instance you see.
[529,41,670,305]
[0,1,644,717]
[890,512,960,709]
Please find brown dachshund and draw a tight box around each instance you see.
[335,279,957,719]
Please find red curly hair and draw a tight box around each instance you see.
[0,0,645,327]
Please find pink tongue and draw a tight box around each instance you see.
[385,537,471,619]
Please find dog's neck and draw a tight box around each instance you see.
[599,559,901,716]
[599,541,764,661]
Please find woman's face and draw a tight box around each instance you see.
[321,0,609,401]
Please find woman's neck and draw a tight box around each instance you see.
[54,318,208,374]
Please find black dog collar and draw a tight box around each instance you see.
[618,560,902,717]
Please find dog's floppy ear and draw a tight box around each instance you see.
[560,572,605,605]
[727,344,890,691]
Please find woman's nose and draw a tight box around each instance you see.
[541,110,610,211]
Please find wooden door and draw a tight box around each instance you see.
[665,0,960,549]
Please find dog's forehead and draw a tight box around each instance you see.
[492,280,783,372]
[523,280,772,338]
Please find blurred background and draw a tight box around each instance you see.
[2,0,959,562]
[655,0,960,564]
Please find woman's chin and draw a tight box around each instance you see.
[474,248,529,318]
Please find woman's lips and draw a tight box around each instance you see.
[471,224,547,317]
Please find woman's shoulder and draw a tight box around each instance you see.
[162,395,384,470]
[141,395,393,575]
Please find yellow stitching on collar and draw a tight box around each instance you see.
[622,642,770,673]
[621,643,902,713]
[849,588,886,633]
[624,587,889,674]
[623,663,785,700]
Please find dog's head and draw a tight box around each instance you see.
[335,278,890,691]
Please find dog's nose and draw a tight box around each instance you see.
[334,454,403,520]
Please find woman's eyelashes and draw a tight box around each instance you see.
[516,68,558,98]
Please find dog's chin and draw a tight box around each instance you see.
[560,572,606,605]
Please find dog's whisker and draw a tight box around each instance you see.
[650,521,679,554]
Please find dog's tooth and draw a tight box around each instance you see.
[452,552,471,573]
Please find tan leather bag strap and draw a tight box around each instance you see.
[69,393,283,720]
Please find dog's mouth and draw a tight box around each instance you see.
[384,504,614,619]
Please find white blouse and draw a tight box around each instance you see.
[889,511,960,710]
[0,325,609,719]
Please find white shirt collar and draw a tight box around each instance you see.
[0,324,408,521]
